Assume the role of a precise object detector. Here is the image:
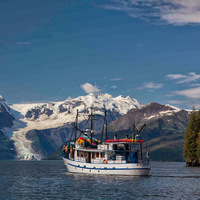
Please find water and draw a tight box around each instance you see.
[0,161,200,200]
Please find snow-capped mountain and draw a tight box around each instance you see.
[10,93,141,131]
[108,102,189,161]
[0,96,16,160]
[0,95,13,116]
[0,93,190,161]
[108,102,188,133]
[0,95,14,131]
[6,93,141,160]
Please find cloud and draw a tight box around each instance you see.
[173,86,200,99]
[17,41,31,45]
[166,72,200,83]
[138,81,163,90]
[167,100,186,104]
[137,43,144,47]
[81,83,100,93]
[103,0,200,25]
[111,85,117,89]
[110,78,123,81]
[189,83,200,87]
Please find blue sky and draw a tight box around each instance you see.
[1,0,200,109]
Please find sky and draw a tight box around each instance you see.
[1,0,200,109]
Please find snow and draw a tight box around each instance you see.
[12,130,42,160]
[8,93,141,160]
[165,104,181,111]
[0,95,13,116]
[10,93,141,131]
[145,108,182,120]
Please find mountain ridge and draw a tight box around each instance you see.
[0,94,189,161]
[1,93,141,160]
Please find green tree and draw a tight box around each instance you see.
[183,107,199,166]
[196,110,200,163]
[197,133,200,163]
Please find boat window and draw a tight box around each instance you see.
[92,152,95,159]
[101,152,105,158]
[96,152,99,158]
[81,152,83,157]
[77,151,80,157]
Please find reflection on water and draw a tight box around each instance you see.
[0,161,200,200]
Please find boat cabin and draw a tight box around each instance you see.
[63,140,143,164]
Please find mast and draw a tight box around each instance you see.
[101,110,108,142]
[105,110,108,140]
[90,108,94,145]
[74,109,78,146]
[132,121,135,140]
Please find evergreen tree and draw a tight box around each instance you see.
[197,133,200,163]
[183,107,199,166]
[196,110,200,163]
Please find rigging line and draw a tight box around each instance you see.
[101,111,107,142]
[76,127,92,140]
[82,117,91,131]
[117,128,133,139]
[117,124,137,139]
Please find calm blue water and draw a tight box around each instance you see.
[0,161,200,200]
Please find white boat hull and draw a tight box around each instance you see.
[63,157,150,176]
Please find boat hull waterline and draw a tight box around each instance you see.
[63,157,150,176]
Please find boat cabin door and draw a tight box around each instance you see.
[86,152,91,163]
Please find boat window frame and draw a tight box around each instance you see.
[92,152,95,159]
[100,152,105,158]
[96,152,99,158]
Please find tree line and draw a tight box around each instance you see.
[183,108,200,166]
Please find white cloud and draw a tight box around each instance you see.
[173,86,200,99]
[103,0,200,25]
[138,81,163,90]
[110,78,123,81]
[111,85,117,89]
[17,41,31,45]
[167,100,186,104]
[166,72,200,83]
[189,83,200,87]
[137,43,144,47]
[81,83,100,93]
[166,74,186,80]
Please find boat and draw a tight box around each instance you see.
[62,109,150,176]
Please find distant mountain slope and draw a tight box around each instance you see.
[7,93,141,160]
[0,96,14,129]
[11,93,141,131]
[108,102,189,161]
[0,96,16,159]
[1,94,189,161]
